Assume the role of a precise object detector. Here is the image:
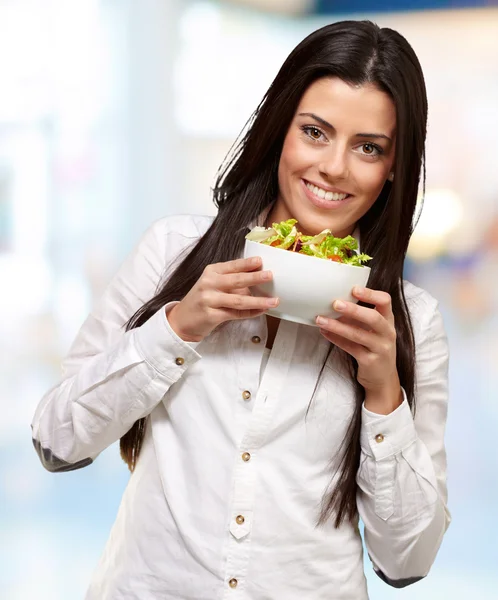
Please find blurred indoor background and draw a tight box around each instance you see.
[1,0,497,598]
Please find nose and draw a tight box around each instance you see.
[318,144,349,181]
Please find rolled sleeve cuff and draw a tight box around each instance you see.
[362,387,408,424]
[360,390,417,460]
[134,301,201,382]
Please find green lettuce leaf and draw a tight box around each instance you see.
[344,252,373,266]
[272,218,297,238]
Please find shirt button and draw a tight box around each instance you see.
[242,390,251,401]
[175,357,185,366]
[251,335,261,344]
[241,452,251,462]
[235,515,245,525]
[375,433,385,443]
[228,578,238,589]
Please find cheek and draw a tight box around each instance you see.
[355,164,389,196]
[279,135,309,177]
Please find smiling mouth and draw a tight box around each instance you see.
[303,180,351,201]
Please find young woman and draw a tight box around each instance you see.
[32,20,450,600]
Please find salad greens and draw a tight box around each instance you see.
[245,218,372,267]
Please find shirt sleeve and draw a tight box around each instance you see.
[356,299,451,588]
[31,219,202,473]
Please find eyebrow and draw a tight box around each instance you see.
[298,112,393,142]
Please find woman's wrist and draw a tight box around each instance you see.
[363,375,403,415]
[166,304,204,343]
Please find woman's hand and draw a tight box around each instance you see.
[316,286,402,414]
[167,257,279,342]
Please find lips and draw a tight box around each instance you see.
[300,178,354,211]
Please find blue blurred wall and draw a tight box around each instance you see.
[315,0,494,15]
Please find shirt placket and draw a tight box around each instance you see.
[222,319,298,597]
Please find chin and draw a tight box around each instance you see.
[294,213,348,237]
[298,220,326,236]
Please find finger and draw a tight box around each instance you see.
[332,299,392,337]
[213,256,263,275]
[232,287,251,297]
[213,292,279,312]
[220,306,272,321]
[216,269,272,292]
[316,316,379,352]
[352,287,394,322]
[319,329,368,362]
[336,315,371,332]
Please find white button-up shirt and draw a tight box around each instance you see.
[31,214,451,599]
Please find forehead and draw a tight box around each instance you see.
[296,77,396,136]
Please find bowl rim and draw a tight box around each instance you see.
[244,239,371,273]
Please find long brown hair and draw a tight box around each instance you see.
[120,20,426,528]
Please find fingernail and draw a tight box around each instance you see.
[250,257,261,265]
[316,316,326,326]
[262,270,272,280]
[353,286,364,295]
[334,300,346,311]
[268,298,279,307]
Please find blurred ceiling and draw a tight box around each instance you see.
[223,0,312,15]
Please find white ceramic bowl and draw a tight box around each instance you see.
[243,239,371,326]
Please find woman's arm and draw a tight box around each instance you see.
[356,298,451,587]
[31,219,201,472]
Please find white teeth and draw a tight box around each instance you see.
[332,192,347,201]
[306,182,348,201]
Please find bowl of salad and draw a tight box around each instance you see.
[243,218,372,326]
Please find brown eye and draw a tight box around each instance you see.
[302,125,326,142]
[357,142,383,157]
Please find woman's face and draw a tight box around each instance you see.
[269,76,396,238]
